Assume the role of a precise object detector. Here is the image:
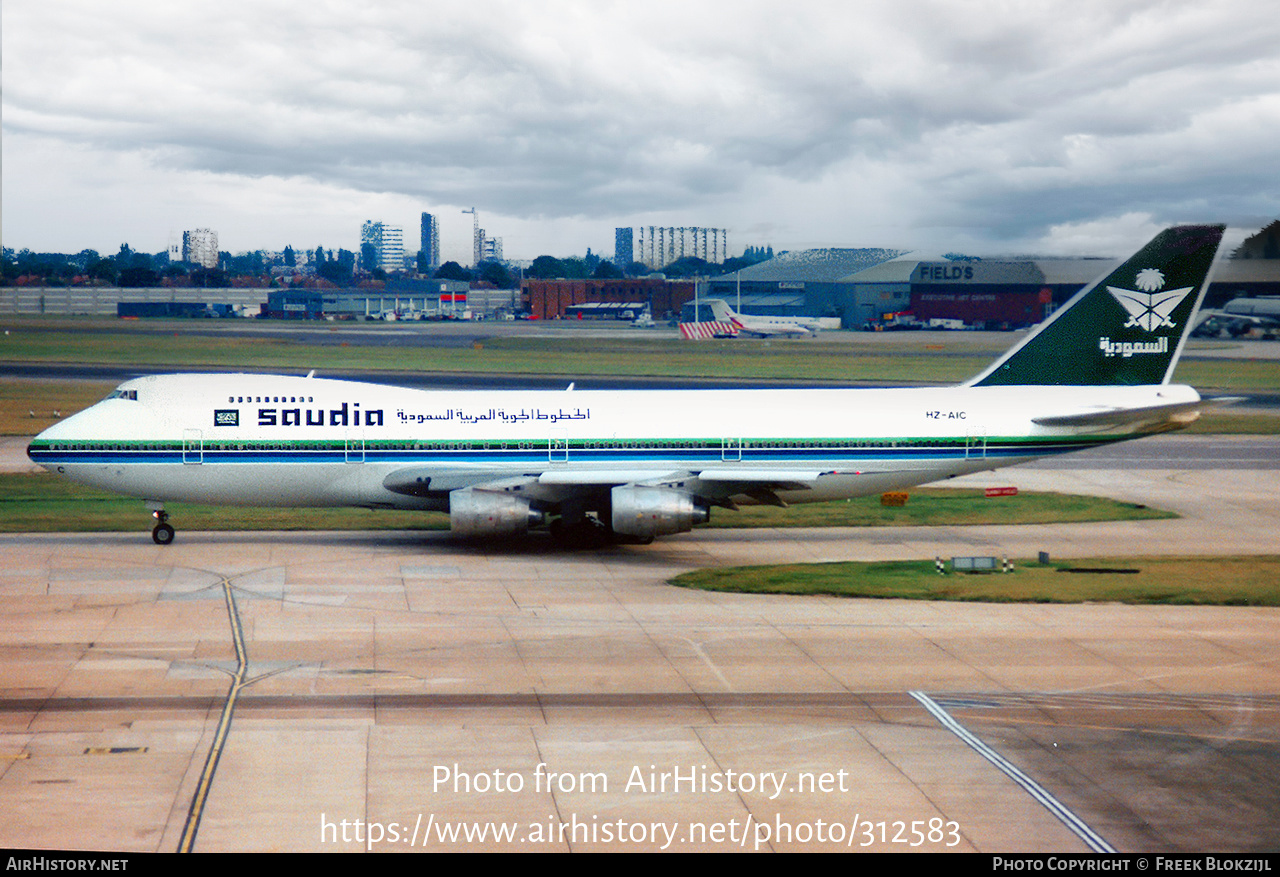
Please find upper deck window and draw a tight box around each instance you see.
[104,388,138,401]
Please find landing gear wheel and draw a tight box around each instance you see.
[549,516,609,548]
[152,522,175,545]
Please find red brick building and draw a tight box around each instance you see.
[521,278,696,320]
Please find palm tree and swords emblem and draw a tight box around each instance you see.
[1106,268,1194,333]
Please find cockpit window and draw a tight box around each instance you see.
[104,388,138,401]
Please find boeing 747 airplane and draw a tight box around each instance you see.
[28,225,1225,545]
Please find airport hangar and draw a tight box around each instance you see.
[700,248,1280,330]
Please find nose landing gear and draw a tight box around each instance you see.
[151,509,175,545]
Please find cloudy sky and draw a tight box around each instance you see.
[4,0,1279,263]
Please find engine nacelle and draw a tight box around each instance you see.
[449,488,544,537]
[610,485,709,541]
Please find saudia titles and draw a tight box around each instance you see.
[253,401,385,428]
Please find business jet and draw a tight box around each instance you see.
[28,225,1225,545]
[1193,296,1280,339]
[703,299,825,337]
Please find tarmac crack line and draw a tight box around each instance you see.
[177,574,249,854]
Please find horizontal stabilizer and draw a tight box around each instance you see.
[1031,396,1239,428]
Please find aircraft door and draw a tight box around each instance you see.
[721,438,742,461]
[966,428,987,460]
[345,429,365,463]
[183,429,203,465]
[549,428,568,463]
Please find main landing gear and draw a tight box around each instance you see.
[151,509,175,545]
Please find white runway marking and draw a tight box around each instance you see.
[910,690,1116,854]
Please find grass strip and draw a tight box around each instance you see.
[670,556,1280,605]
[701,488,1172,528]
[0,474,1170,533]
[4,319,1280,389]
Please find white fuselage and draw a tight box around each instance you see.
[28,373,1198,512]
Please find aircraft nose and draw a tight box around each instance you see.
[26,403,107,470]
[28,419,61,470]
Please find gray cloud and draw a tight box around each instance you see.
[4,0,1279,257]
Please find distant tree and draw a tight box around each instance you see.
[660,256,710,278]
[592,261,622,279]
[118,262,161,287]
[15,249,47,279]
[721,246,775,275]
[283,245,296,267]
[188,266,227,288]
[88,258,118,284]
[335,249,356,271]
[559,258,589,279]
[316,259,351,285]
[226,251,266,275]
[416,249,431,275]
[624,261,650,277]
[360,242,377,272]
[1232,220,1280,259]
[434,261,471,281]
[479,261,513,288]
[528,255,565,279]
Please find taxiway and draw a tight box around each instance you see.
[0,439,1277,852]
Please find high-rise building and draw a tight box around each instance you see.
[481,234,503,262]
[361,221,405,273]
[182,228,219,268]
[616,227,727,270]
[419,213,440,271]
[614,228,634,267]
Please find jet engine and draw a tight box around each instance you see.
[610,485,709,541]
[449,488,545,537]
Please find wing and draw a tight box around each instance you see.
[380,463,836,527]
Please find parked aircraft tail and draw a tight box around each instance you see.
[967,224,1225,387]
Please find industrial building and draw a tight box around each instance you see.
[704,248,909,326]
[265,281,475,319]
[705,249,1280,330]
[522,278,696,321]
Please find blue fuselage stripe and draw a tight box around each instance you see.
[28,440,1108,467]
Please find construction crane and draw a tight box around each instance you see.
[462,207,479,266]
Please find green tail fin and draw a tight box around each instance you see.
[968,224,1225,387]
